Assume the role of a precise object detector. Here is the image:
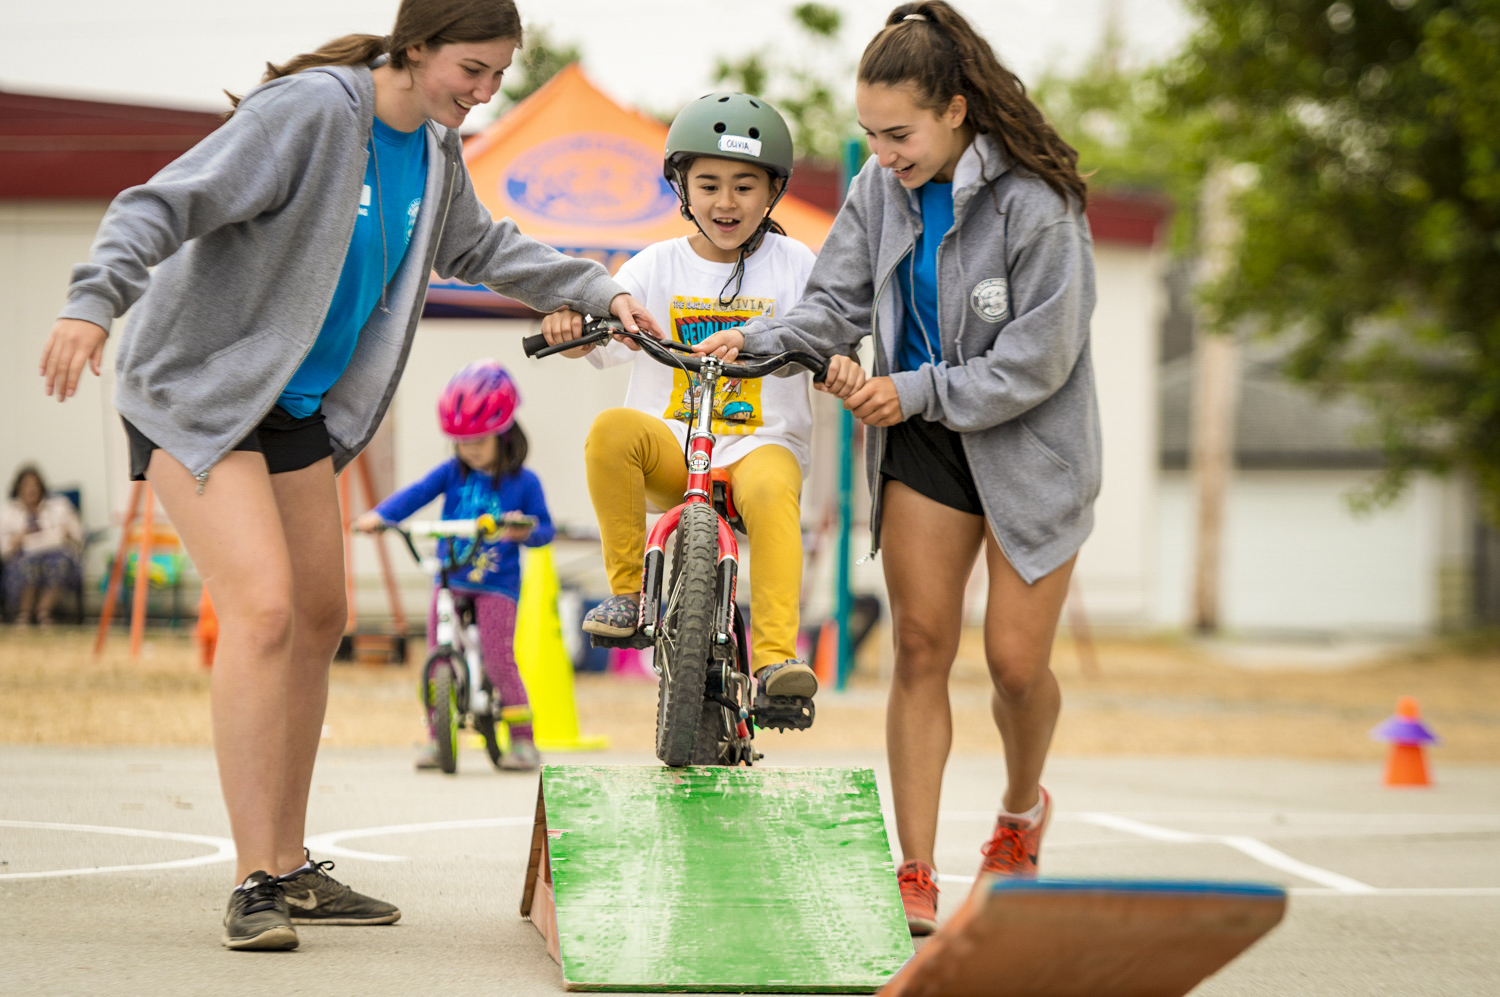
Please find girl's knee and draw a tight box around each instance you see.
[222,590,295,650]
[988,653,1051,701]
[892,618,959,671]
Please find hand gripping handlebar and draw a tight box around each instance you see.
[522,317,828,382]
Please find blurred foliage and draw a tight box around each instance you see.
[713,3,855,162]
[1034,27,1212,249]
[503,25,582,104]
[1163,0,1500,519]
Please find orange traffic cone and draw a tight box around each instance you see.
[1370,696,1438,787]
[812,618,838,687]
[196,589,218,669]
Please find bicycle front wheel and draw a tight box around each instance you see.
[654,502,719,767]
[426,657,461,775]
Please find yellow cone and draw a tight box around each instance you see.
[514,545,609,751]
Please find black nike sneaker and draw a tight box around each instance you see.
[223,870,298,951]
[277,850,401,926]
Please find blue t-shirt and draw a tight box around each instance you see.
[895,180,955,373]
[279,118,429,417]
[373,458,554,600]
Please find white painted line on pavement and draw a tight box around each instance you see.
[1074,812,1379,893]
[303,815,532,861]
[0,819,235,880]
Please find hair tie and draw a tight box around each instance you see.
[903,13,928,20]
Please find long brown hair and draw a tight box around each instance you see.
[858,1,1087,207]
[226,0,523,111]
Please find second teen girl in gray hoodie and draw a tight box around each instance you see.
[697,1,1099,942]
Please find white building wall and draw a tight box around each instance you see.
[1068,242,1167,626]
[0,202,129,536]
[1153,470,1455,635]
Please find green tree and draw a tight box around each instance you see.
[1165,0,1500,516]
[1034,27,1211,247]
[713,3,854,162]
[503,25,582,104]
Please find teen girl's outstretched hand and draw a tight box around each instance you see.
[609,293,664,345]
[846,376,904,427]
[40,319,108,401]
[817,354,867,399]
[693,328,744,362]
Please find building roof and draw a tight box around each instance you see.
[0,89,223,199]
[1160,344,1384,470]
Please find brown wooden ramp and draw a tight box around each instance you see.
[879,878,1287,997]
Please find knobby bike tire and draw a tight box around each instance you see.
[690,694,733,765]
[655,502,719,767]
[429,660,460,775]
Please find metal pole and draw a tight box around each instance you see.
[833,137,866,690]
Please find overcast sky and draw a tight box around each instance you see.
[2,0,1196,116]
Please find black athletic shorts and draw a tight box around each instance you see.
[124,406,334,481]
[880,417,985,516]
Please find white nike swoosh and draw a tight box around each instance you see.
[284,893,320,910]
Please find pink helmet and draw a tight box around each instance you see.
[438,360,520,441]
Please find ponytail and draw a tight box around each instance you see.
[858,1,1087,207]
[226,0,523,113]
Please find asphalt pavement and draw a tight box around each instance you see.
[3,745,1497,996]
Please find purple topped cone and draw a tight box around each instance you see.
[1370,696,1439,745]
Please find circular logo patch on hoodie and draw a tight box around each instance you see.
[970,277,1010,322]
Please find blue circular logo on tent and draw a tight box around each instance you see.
[504,133,678,226]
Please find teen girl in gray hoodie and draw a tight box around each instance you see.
[39,0,658,952]
[698,1,1099,941]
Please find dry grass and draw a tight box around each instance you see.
[2,626,1497,762]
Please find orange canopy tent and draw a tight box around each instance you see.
[425,65,836,318]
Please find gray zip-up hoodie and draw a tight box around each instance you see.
[740,135,1099,583]
[58,64,625,485]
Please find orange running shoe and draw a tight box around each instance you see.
[895,860,939,936]
[977,786,1051,880]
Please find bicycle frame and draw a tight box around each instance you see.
[396,519,495,717]
[640,355,740,655]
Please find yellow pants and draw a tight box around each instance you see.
[584,407,803,673]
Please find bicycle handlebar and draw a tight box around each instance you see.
[379,516,501,571]
[522,317,828,382]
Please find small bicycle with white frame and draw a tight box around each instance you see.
[383,514,533,774]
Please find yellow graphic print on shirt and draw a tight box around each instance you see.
[665,295,775,436]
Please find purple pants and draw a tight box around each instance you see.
[427,588,533,742]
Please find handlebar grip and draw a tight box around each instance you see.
[522,333,549,358]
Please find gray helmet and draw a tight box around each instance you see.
[664,92,795,184]
[665,92,795,305]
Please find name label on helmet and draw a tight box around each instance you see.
[718,134,762,158]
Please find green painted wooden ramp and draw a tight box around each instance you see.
[522,765,913,992]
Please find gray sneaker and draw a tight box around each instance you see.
[499,738,541,771]
[414,741,443,770]
[581,594,640,638]
[223,871,298,951]
[277,851,401,926]
[759,659,819,698]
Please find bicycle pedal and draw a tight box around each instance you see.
[752,693,815,731]
[588,632,655,650]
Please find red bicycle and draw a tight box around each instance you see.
[524,317,824,766]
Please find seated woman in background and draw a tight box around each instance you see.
[1,465,83,626]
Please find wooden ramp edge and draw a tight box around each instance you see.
[878,878,1288,997]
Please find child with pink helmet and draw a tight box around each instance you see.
[355,360,550,770]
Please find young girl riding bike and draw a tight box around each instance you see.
[40,0,658,952]
[698,1,1098,937]
[541,94,861,699]
[354,361,551,772]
